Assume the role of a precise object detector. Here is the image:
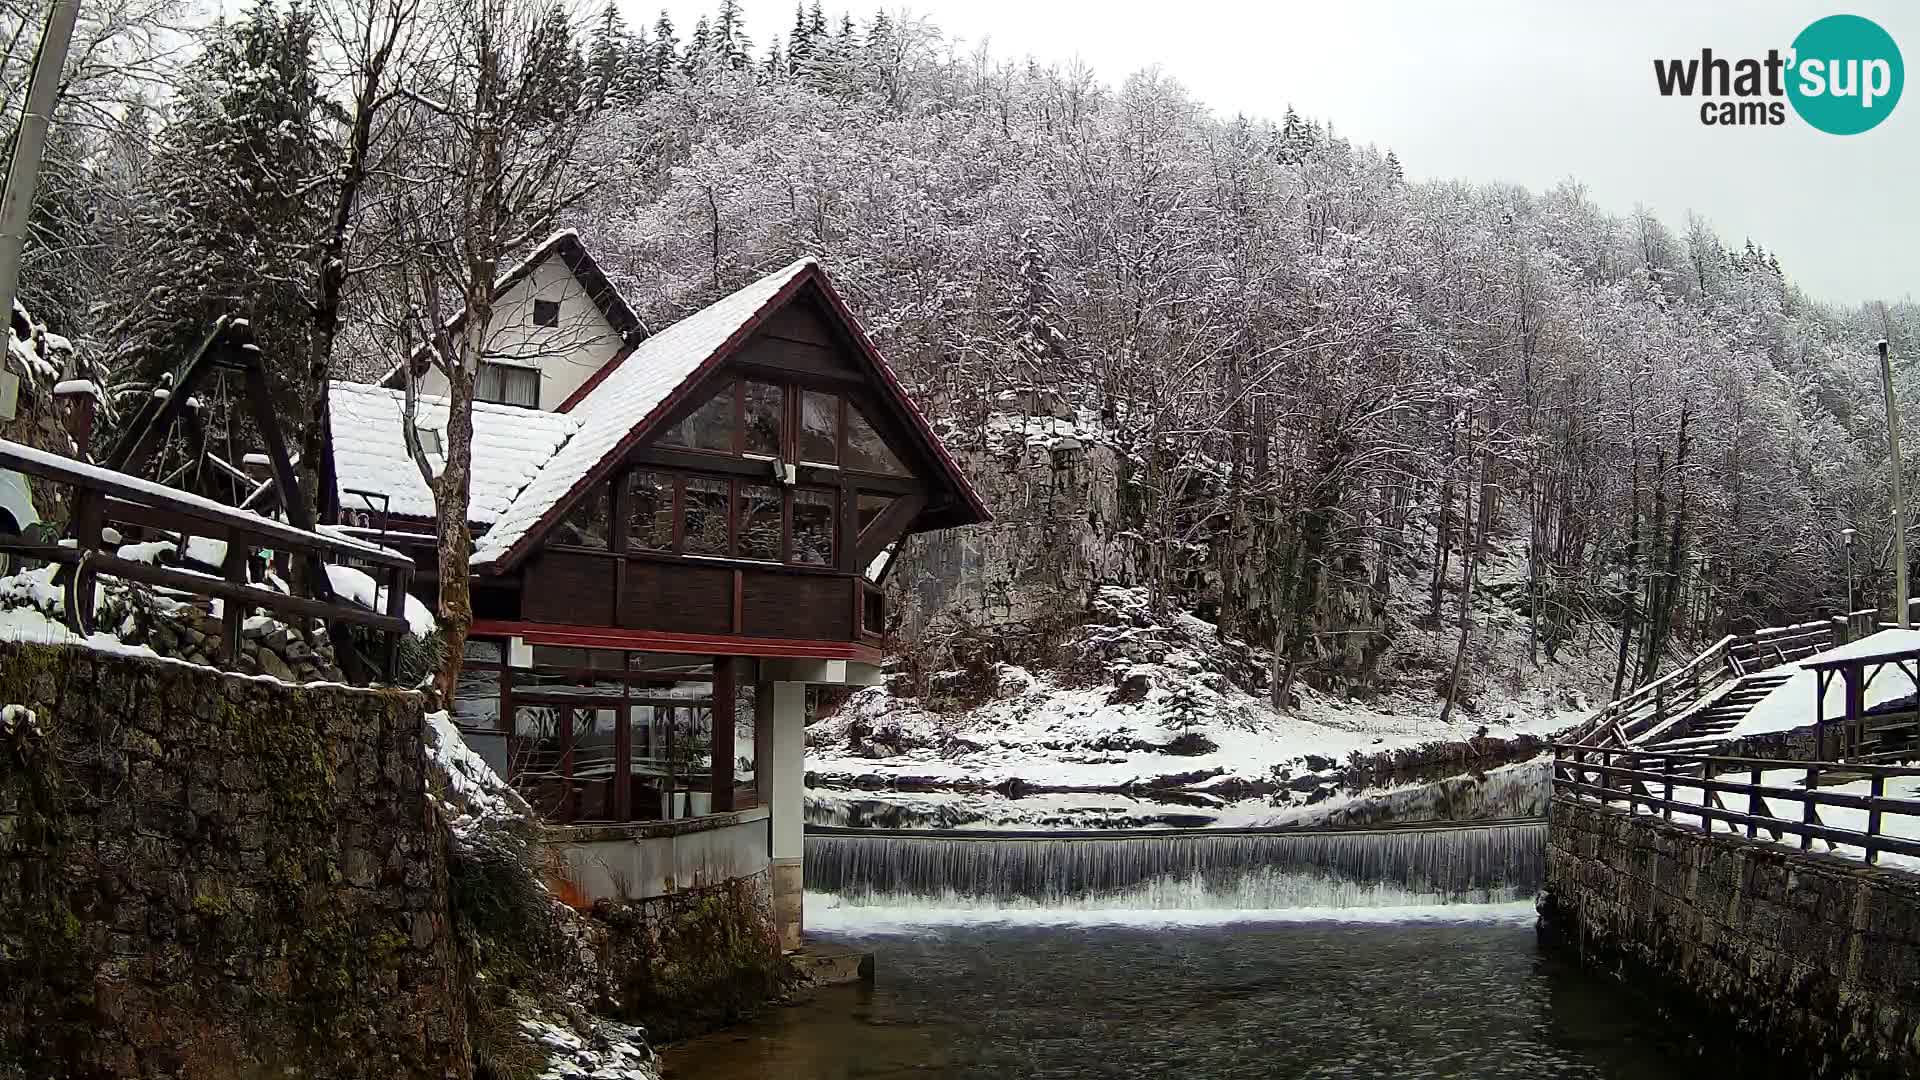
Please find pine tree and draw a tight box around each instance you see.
[713,0,751,69]
[110,0,334,433]
[585,0,628,108]
[687,15,710,72]
[1278,105,1316,164]
[764,35,783,79]
[650,11,679,88]
[1384,149,1403,181]
[520,6,585,121]
[787,2,812,73]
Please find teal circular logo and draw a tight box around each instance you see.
[1788,15,1903,134]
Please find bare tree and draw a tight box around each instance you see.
[393,0,600,701]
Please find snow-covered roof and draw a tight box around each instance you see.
[328,382,580,523]
[1800,627,1920,667]
[471,258,818,565]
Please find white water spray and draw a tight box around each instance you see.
[805,821,1545,910]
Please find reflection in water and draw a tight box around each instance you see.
[665,911,1770,1080]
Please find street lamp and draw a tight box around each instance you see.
[1842,527,1858,613]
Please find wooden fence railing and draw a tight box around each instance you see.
[0,437,413,682]
[1571,615,1875,750]
[1551,743,1920,866]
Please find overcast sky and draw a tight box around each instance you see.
[640,0,1915,308]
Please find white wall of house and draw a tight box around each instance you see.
[415,258,626,410]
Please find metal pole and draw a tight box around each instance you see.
[0,0,82,326]
[1881,340,1910,628]
[1844,528,1856,612]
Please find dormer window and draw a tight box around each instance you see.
[532,299,561,327]
[475,360,539,408]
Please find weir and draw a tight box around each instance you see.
[805,819,1546,909]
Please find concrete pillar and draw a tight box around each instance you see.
[766,680,806,949]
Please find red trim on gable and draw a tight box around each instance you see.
[471,619,883,663]
[486,259,992,575]
[554,340,635,413]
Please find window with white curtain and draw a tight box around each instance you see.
[475,361,539,407]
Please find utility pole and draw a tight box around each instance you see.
[1881,339,1910,628]
[0,0,82,326]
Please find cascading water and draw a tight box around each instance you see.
[805,820,1545,909]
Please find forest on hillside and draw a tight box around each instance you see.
[5,0,1915,706]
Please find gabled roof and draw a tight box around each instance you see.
[380,229,643,388]
[330,382,581,524]
[471,257,991,571]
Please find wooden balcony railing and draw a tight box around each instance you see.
[1551,743,1920,866]
[0,437,413,682]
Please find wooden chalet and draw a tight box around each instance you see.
[322,239,988,942]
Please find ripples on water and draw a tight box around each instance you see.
[664,906,1732,1080]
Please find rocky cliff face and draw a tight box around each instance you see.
[895,410,1138,659]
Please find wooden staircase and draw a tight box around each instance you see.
[1644,669,1796,753]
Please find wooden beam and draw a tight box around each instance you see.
[471,619,883,663]
[711,656,736,812]
[855,492,927,568]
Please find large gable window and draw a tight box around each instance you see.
[682,478,730,556]
[554,484,609,547]
[476,360,539,408]
[627,470,672,551]
[738,484,783,561]
[846,406,908,476]
[798,391,838,464]
[793,489,836,566]
[743,381,782,457]
[663,383,736,453]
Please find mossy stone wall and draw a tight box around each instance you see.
[0,642,471,1079]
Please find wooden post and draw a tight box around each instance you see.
[1663,756,1674,821]
[613,699,632,822]
[753,679,773,809]
[1801,765,1819,851]
[219,539,247,660]
[1867,773,1885,865]
[381,565,407,680]
[1600,747,1613,806]
[710,656,736,813]
[1747,765,1762,838]
[558,708,575,824]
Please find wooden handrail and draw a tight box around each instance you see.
[0,438,410,568]
[0,436,413,683]
[1551,743,1920,865]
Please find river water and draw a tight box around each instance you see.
[664,904,1742,1080]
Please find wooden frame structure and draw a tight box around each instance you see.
[0,437,412,681]
[1806,642,1920,762]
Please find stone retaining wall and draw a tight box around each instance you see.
[1542,795,1920,1078]
[0,641,470,1079]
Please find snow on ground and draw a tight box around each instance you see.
[519,1016,657,1080]
[808,570,1595,824]
[1580,769,1920,875]
[809,588,1580,795]
[424,708,532,830]
[1729,628,1920,740]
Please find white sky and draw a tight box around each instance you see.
[637,0,1916,308]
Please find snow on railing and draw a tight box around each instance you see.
[1570,614,1874,750]
[0,436,414,683]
